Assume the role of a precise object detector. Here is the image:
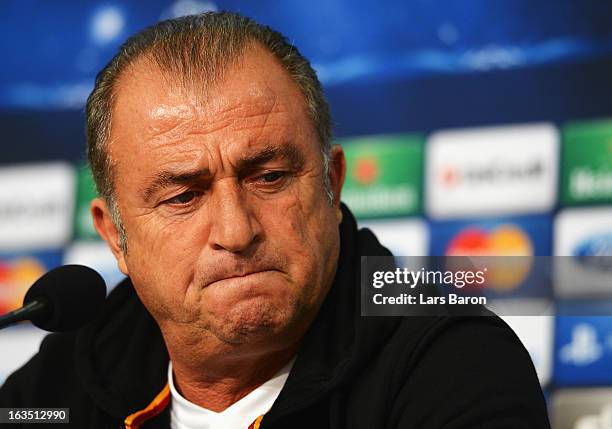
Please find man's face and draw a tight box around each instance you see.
[92,45,345,350]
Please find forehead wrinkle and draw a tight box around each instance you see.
[199,97,284,135]
[113,51,301,153]
[146,104,197,135]
[146,107,292,151]
[146,119,214,146]
[229,110,289,135]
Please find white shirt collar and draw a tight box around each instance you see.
[168,358,295,429]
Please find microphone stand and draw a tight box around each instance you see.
[0,298,49,330]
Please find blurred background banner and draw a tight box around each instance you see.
[1,1,612,427]
[2,0,612,163]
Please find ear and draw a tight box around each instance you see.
[328,145,346,224]
[91,198,129,276]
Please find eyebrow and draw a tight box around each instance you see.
[235,143,305,176]
[139,143,306,203]
[140,167,212,203]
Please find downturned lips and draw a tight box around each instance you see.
[204,269,279,289]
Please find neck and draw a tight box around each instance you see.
[167,336,299,412]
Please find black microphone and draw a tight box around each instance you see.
[0,265,106,332]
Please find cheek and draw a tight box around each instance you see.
[263,188,337,290]
[124,214,205,313]
[132,211,206,264]
[289,183,336,247]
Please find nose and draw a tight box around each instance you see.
[207,179,261,253]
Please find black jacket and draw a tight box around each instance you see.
[0,205,550,428]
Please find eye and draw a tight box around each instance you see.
[165,190,202,205]
[258,171,285,183]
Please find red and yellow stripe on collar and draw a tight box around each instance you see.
[123,383,266,429]
[248,414,265,429]
[124,384,170,429]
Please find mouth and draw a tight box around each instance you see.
[206,270,277,288]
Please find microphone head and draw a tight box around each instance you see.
[23,265,107,332]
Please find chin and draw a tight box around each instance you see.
[207,296,297,345]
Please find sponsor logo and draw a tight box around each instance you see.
[0,201,65,221]
[342,185,416,217]
[574,233,612,257]
[430,215,552,298]
[560,323,603,367]
[353,157,379,185]
[554,208,612,298]
[573,234,612,272]
[569,167,612,201]
[0,163,75,250]
[439,159,544,188]
[0,258,46,314]
[427,123,558,218]
[431,214,552,256]
[446,225,533,256]
[562,119,612,205]
[446,225,533,291]
[0,252,62,314]
[555,315,612,386]
[341,134,424,219]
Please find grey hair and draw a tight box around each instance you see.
[86,11,334,253]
